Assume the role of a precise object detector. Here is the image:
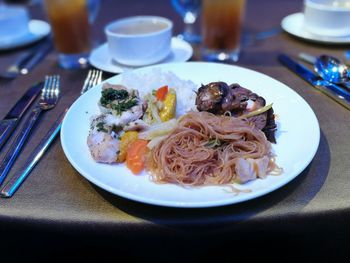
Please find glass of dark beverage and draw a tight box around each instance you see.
[171,0,201,43]
[201,0,246,62]
[43,0,99,69]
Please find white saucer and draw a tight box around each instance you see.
[89,37,193,73]
[281,12,350,44]
[0,20,51,51]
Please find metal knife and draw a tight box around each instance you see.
[0,109,67,198]
[0,82,43,151]
[278,53,350,110]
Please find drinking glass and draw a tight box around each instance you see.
[201,0,246,62]
[171,0,201,43]
[43,0,99,69]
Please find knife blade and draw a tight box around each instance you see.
[278,53,350,110]
[0,109,67,198]
[0,82,43,151]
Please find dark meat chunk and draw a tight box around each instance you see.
[195,81,277,143]
[222,84,250,112]
[195,82,228,113]
[246,92,266,111]
[262,108,277,143]
[247,114,267,130]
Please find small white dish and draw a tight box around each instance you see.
[0,20,51,51]
[303,0,350,37]
[281,12,350,44]
[89,37,193,73]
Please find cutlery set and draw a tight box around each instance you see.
[0,69,102,197]
[279,53,350,111]
[0,82,42,151]
[0,75,60,193]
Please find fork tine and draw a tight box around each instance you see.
[94,70,102,86]
[41,76,51,100]
[42,75,50,94]
[89,70,97,88]
[92,69,102,87]
[41,75,60,107]
[81,70,102,94]
[81,70,93,95]
[52,75,60,97]
[91,69,101,87]
[43,75,59,99]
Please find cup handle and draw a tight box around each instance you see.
[87,0,100,23]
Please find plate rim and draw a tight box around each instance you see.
[61,61,320,208]
[0,19,51,50]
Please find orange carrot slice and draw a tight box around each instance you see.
[126,139,149,174]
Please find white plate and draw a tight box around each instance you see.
[0,20,51,51]
[61,62,320,208]
[281,12,350,44]
[88,37,193,73]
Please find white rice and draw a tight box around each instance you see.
[119,69,198,116]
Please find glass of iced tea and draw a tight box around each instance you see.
[43,0,98,69]
[201,0,246,62]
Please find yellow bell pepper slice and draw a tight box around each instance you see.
[159,91,176,122]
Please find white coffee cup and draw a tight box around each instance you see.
[105,16,173,66]
[303,0,350,37]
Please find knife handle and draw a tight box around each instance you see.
[0,109,67,197]
[5,52,34,74]
[21,41,53,74]
[0,119,17,152]
[0,107,42,186]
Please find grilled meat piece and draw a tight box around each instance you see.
[262,108,277,143]
[195,82,228,113]
[195,81,277,143]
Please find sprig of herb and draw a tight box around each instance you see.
[111,98,138,115]
[96,122,108,132]
[100,88,129,106]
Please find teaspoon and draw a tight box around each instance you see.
[314,55,350,87]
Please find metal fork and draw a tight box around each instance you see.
[81,69,102,94]
[0,75,60,186]
[0,70,101,197]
